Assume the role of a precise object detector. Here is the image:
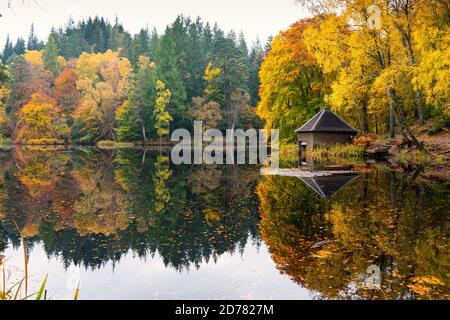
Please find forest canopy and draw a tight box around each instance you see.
[259,0,450,143]
[0,15,266,144]
[1,1,449,146]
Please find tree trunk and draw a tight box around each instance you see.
[95,126,115,143]
[362,100,370,134]
[142,149,147,165]
[142,125,147,146]
[375,115,379,135]
[402,22,424,125]
[226,91,233,130]
[415,90,424,124]
[389,103,395,139]
[387,87,428,153]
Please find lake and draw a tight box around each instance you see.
[0,147,448,300]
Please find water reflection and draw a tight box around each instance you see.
[0,148,448,299]
[0,147,261,272]
[257,169,449,299]
[299,174,359,198]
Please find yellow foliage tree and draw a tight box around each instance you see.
[15,93,69,144]
[257,18,326,142]
[74,50,131,143]
[154,80,173,141]
[24,50,43,65]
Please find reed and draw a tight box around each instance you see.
[280,143,365,163]
[0,220,80,300]
[311,144,365,160]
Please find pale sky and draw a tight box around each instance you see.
[0,0,309,48]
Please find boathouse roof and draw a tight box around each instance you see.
[296,109,359,133]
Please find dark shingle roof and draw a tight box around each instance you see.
[296,109,359,133]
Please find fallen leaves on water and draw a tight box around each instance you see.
[312,250,333,259]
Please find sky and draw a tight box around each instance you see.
[0,0,309,48]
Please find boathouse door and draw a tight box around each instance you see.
[299,142,308,166]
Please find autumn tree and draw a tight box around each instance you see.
[154,80,172,143]
[73,50,131,144]
[54,68,80,126]
[303,14,376,134]
[413,0,450,129]
[8,53,53,127]
[298,0,444,146]
[188,97,222,130]
[0,63,10,137]
[153,155,173,212]
[258,19,325,142]
[15,93,69,144]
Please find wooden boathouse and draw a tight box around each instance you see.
[296,109,359,155]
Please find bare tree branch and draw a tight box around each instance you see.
[1,0,44,17]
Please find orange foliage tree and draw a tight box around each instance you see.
[54,68,80,123]
[257,18,326,143]
[15,93,70,144]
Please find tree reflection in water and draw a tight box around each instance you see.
[0,147,261,271]
[0,147,448,300]
[257,169,449,299]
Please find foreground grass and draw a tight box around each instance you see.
[0,221,79,300]
[312,144,365,161]
[280,143,365,164]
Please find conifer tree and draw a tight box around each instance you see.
[27,24,40,50]
[2,35,14,64]
[13,38,26,55]
[155,32,187,128]
[205,36,249,129]
[43,33,60,75]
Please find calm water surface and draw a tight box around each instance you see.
[0,147,448,300]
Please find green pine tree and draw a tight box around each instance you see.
[13,38,26,55]
[27,24,40,50]
[205,36,249,129]
[43,33,60,75]
[2,35,14,64]
[155,32,187,129]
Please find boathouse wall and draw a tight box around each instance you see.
[297,132,356,151]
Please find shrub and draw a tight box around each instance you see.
[97,140,136,149]
[353,134,377,148]
[429,109,450,135]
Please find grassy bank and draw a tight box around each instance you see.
[280,143,365,163]
[312,144,365,161]
[0,140,172,149]
[96,140,137,149]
